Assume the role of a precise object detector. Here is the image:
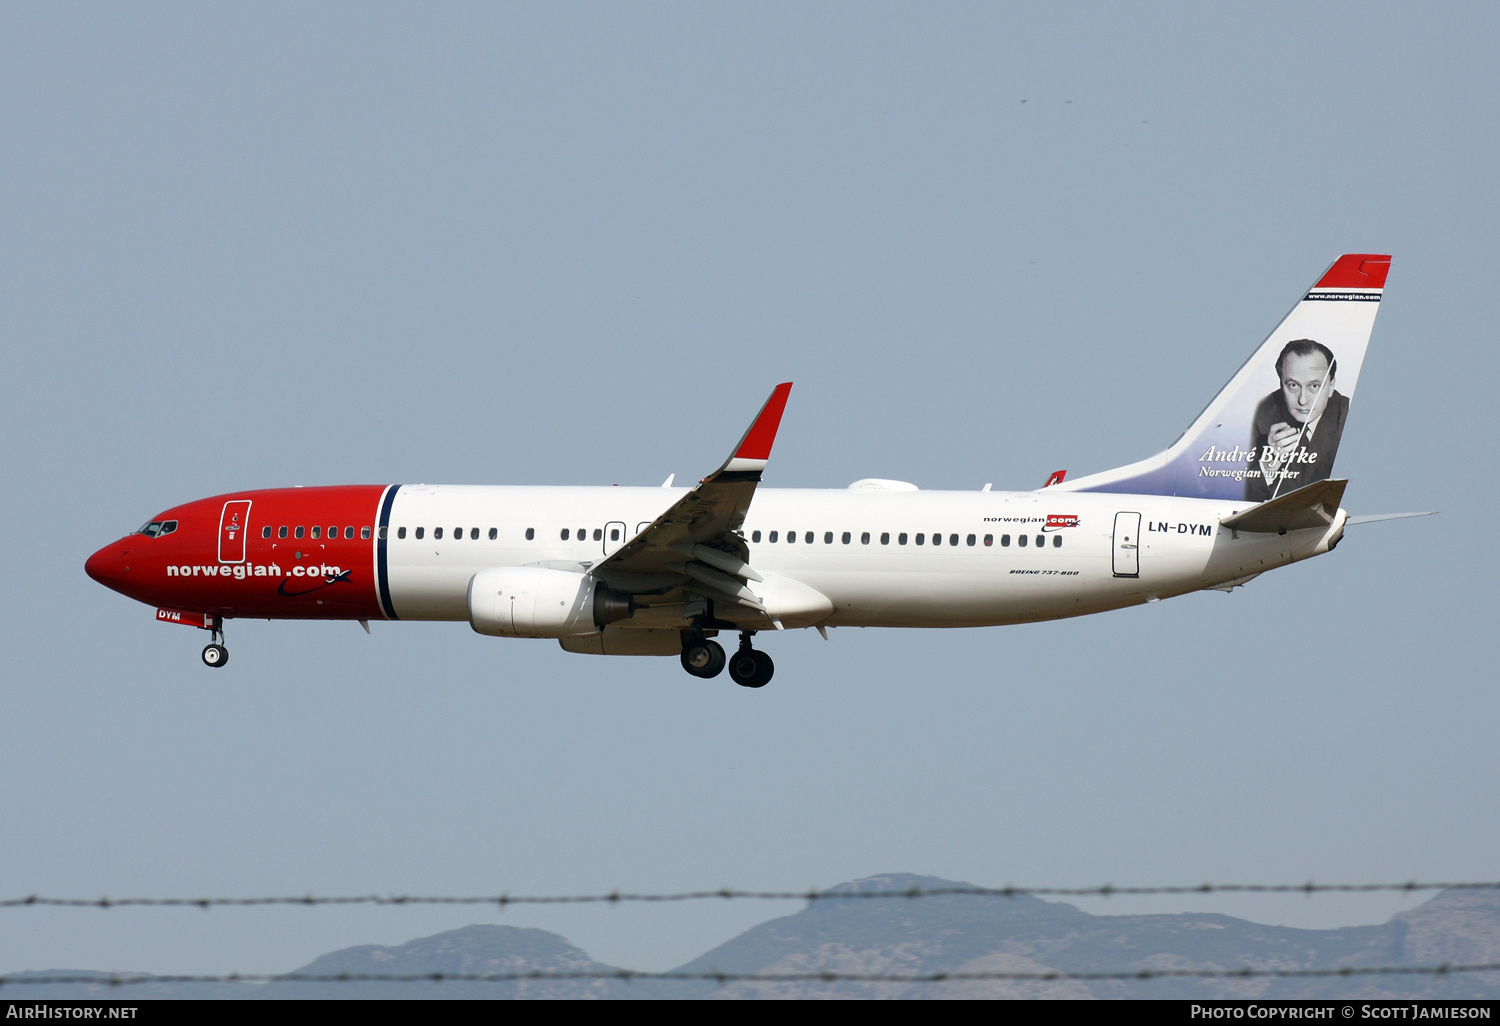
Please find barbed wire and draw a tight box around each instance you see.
[5,964,1500,988]
[5,880,1499,910]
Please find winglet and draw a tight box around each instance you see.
[721,383,792,474]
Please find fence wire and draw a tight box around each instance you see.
[6,964,1500,988]
[5,880,1500,910]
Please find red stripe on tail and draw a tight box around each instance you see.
[1314,254,1391,290]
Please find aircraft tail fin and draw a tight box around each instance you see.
[1055,255,1389,501]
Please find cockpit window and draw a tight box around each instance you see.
[136,520,178,538]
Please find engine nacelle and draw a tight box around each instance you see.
[467,567,632,639]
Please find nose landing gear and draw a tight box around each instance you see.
[727,633,774,688]
[201,623,229,668]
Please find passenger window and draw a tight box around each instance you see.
[294,526,304,539]
[932,533,941,546]
[1018,534,1027,547]
[561,528,570,540]
[805,532,813,544]
[787,530,796,543]
[262,526,272,539]
[967,534,976,546]
[915,533,925,545]
[984,534,993,546]
[434,527,444,540]
[470,528,478,540]
[526,528,535,540]
[489,528,497,540]
[752,530,762,543]
[899,533,908,545]
[329,525,338,537]
[397,527,407,539]
[311,526,321,539]
[593,528,602,541]
[454,527,462,539]
[415,527,425,540]
[611,528,620,541]
[1036,535,1044,547]
[1002,534,1011,547]
[843,532,852,544]
[950,534,960,546]
[824,532,834,544]
[860,532,870,544]
[769,531,778,542]
[1053,534,1062,548]
[880,532,889,545]
[378,526,387,540]
[279,526,288,539]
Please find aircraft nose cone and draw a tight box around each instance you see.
[85,542,129,585]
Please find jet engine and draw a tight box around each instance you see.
[467,567,632,639]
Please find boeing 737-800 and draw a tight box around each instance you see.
[86,255,1409,687]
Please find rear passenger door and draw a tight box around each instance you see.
[1112,511,1140,578]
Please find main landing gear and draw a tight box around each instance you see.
[728,634,774,688]
[201,623,229,668]
[681,630,773,688]
[680,636,725,679]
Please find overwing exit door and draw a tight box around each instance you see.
[1112,511,1140,578]
[219,500,252,564]
[603,521,627,555]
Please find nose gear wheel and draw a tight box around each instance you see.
[200,621,229,668]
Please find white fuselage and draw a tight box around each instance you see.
[384,484,1343,628]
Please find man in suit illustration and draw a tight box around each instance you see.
[1245,339,1348,502]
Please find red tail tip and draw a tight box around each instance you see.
[1314,254,1391,290]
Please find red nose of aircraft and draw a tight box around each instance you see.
[85,539,132,589]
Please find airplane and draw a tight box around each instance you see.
[86,254,1421,687]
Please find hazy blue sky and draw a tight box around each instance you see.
[4,2,1498,976]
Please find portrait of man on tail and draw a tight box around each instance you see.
[1245,339,1347,502]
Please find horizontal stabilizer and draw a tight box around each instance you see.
[1220,479,1347,534]
[1346,511,1437,526]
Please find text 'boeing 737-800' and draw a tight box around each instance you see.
[86,254,1425,687]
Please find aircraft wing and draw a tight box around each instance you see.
[591,383,791,611]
